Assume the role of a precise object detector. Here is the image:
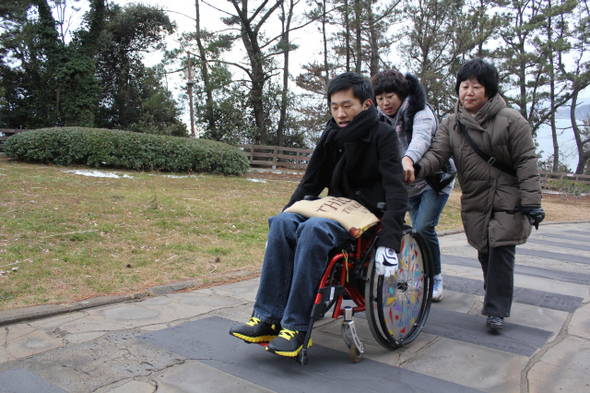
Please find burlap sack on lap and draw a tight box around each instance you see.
[284,196,379,238]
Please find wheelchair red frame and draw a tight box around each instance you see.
[297,222,434,365]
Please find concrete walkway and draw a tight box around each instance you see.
[1,222,589,393]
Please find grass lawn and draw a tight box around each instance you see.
[1,156,589,311]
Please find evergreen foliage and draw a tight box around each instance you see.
[4,127,250,175]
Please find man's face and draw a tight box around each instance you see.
[330,89,372,127]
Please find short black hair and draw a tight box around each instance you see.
[371,70,408,101]
[327,72,373,106]
[455,58,499,98]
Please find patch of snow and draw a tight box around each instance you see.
[247,178,267,183]
[62,169,133,179]
[149,174,197,179]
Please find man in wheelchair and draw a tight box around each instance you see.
[229,72,408,357]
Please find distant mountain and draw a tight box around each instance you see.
[555,102,590,120]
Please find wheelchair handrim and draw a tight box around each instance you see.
[366,227,434,349]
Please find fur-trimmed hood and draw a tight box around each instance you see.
[403,73,427,130]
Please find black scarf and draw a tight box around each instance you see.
[323,105,379,196]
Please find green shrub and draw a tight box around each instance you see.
[4,127,250,175]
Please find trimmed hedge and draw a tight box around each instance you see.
[4,127,250,175]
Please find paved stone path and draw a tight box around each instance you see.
[0,222,589,392]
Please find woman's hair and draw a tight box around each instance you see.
[371,70,408,101]
[327,72,373,106]
[455,58,499,98]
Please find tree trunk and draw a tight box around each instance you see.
[344,0,351,72]
[323,0,329,85]
[277,0,296,147]
[354,0,362,73]
[571,91,590,174]
[195,0,215,133]
[367,2,379,77]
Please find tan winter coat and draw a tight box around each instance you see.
[416,95,542,253]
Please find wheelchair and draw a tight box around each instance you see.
[296,214,434,365]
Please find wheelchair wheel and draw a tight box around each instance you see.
[365,225,434,349]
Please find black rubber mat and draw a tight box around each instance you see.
[423,308,553,356]
[518,248,590,264]
[442,275,583,313]
[140,316,483,393]
[442,255,590,285]
[0,368,66,393]
[566,230,590,237]
[526,237,590,252]
[536,233,590,243]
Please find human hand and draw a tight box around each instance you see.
[374,247,399,277]
[402,156,415,185]
[520,205,545,230]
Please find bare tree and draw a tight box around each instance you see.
[276,0,300,146]
[225,0,284,145]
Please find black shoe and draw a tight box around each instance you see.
[229,317,281,343]
[266,329,310,357]
[486,316,504,331]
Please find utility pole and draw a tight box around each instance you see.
[186,52,195,137]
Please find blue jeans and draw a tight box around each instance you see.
[253,212,354,331]
[407,189,449,276]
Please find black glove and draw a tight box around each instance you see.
[520,205,545,230]
[413,161,422,178]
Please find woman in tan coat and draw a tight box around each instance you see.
[410,58,545,331]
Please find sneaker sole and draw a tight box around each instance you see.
[230,332,278,343]
[432,293,443,301]
[266,339,312,357]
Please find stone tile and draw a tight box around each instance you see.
[402,338,528,393]
[98,379,156,393]
[536,335,590,375]
[528,355,590,392]
[139,292,246,320]
[569,302,590,338]
[505,302,568,337]
[3,332,184,393]
[153,361,275,393]
[56,304,174,334]
[0,324,64,362]
[431,290,479,314]
[64,331,107,344]
[207,278,260,303]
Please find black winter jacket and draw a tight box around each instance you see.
[285,105,408,252]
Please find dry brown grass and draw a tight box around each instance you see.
[1,156,589,311]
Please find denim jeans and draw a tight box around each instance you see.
[253,212,354,331]
[407,188,449,276]
[478,245,516,318]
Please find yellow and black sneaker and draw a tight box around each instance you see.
[265,328,311,357]
[229,317,281,343]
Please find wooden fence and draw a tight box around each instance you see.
[0,129,28,152]
[539,171,590,188]
[238,144,313,170]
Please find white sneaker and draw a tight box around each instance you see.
[433,274,443,301]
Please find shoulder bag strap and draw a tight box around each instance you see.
[458,121,517,177]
